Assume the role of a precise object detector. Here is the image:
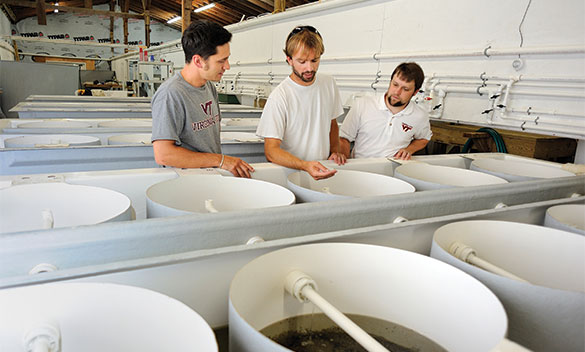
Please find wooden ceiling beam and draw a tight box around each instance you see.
[0,3,17,22]
[35,0,46,25]
[84,0,91,8]
[181,0,191,32]
[0,0,143,19]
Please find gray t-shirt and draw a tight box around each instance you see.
[151,72,221,154]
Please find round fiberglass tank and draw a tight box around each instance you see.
[98,119,152,128]
[220,132,263,143]
[287,169,415,203]
[18,120,92,129]
[4,134,101,148]
[431,220,585,352]
[394,162,508,191]
[0,183,133,233]
[224,118,261,127]
[146,175,295,218]
[544,204,585,235]
[0,283,217,352]
[107,133,152,145]
[229,243,511,352]
[470,158,575,182]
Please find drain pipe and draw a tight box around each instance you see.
[449,242,529,283]
[285,270,389,352]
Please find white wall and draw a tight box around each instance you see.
[116,0,585,145]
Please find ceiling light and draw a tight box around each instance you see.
[167,16,182,24]
[54,2,59,13]
[194,3,215,13]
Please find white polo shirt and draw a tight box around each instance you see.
[340,95,432,158]
[256,74,343,161]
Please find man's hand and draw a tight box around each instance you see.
[221,155,255,178]
[304,161,337,180]
[328,152,346,165]
[393,149,412,160]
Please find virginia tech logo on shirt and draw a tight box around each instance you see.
[192,100,220,132]
[401,122,413,132]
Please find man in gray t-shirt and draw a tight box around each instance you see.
[151,20,254,178]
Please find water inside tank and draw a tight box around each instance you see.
[261,313,447,352]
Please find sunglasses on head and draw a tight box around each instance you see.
[286,25,321,42]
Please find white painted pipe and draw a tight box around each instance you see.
[22,322,61,352]
[449,242,529,283]
[41,209,54,229]
[284,270,389,352]
[431,84,584,99]
[430,73,585,83]
[204,199,219,213]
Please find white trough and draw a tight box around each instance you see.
[431,220,585,352]
[146,175,295,217]
[0,282,217,352]
[4,134,101,148]
[229,243,518,352]
[394,162,508,191]
[470,158,575,182]
[107,133,152,145]
[544,204,585,235]
[0,182,133,234]
[287,169,415,202]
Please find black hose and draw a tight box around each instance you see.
[462,128,507,153]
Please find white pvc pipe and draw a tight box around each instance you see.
[449,242,529,283]
[41,209,54,229]
[204,199,219,213]
[284,271,389,352]
[430,73,585,83]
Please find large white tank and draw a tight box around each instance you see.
[544,204,585,235]
[220,132,263,143]
[431,220,585,352]
[98,119,152,128]
[287,169,415,202]
[223,118,261,127]
[0,282,217,352]
[394,162,508,190]
[0,182,133,233]
[229,243,513,352]
[107,133,152,145]
[18,120,93,129]
[470,158,575,181]
[4,134,101,148]
[146,175,295,217]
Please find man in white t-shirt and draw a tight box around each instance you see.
[256,25,345,180]
[340,62,432,160]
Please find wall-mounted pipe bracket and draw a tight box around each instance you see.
[29,263,58,275]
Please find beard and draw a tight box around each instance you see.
[387,95,407,107]
[292,67,316,83]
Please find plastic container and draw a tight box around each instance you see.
[4,134,101,148]
[107,133,152,145]
[287,169,415,202]
[431,220,585,351]
[146,175,295,217]
[19,120,93,129]
[394,162,508,191]
[220,132,263,143]
[229,243,511,352]
[98,120,152,128]
[0,182,133,233]
[544,204,585,235]
[0,282,217,352]
[470,158,575,182]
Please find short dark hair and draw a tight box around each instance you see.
[182,20,232,63]
[391,62,425,92]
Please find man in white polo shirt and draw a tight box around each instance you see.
[340,62,432,160]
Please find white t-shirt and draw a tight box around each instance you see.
[256,74,344,161]
[340,95,432,158]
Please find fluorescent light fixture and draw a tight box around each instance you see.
[167,16,182,24]
[194,3,215,13]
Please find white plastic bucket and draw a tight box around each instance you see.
[4,134,101,148]
[287,169,415,202]
[146,175,295,217]
[544,204,585,235]
[431,220,585,351]
[0,282,217,352]
[0,183,133,233]
[394,162,508,191]
[470,158,575,182]
[229,243,510,352]
[107,133,152,145]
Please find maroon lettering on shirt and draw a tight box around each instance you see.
[192,114,220,132]
[402,122,413,132]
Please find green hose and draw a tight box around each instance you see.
[462,128,507,153]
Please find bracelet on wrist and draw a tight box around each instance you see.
[219,154,225,168]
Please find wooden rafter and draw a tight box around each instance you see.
[84,0,91,8]
[0,3,16,22]
[35,0,46,25]
[0,0,144,19]
[181,0,191,32]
